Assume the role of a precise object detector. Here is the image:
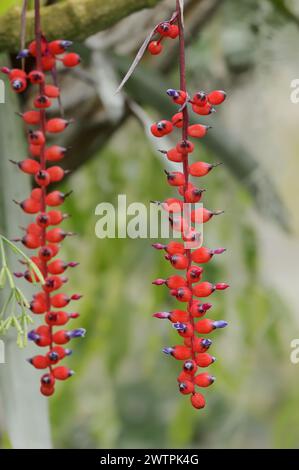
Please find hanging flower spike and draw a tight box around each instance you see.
[148,1,229,409]
[1,0,83,397]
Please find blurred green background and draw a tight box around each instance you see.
[1,0,299,449]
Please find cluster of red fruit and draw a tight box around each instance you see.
[148,19,179,55]
[149,8,229,410]
[1,37,84,397]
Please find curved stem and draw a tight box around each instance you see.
[177,0,195,366]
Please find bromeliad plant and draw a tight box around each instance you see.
[119,0,229,409]
[1,0,84,397]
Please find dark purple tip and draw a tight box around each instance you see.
[167,88,179,98]
[28,330,40,341]
[213,320,228,329]
[152,243,166,250]
[173,322,186,332]
[201,338,212,348]
[61,40,73,49]
[68,328,86,339]
[65,349,73,356]
[17,49,29,59]
[153,311,169,319]
[162,347,173,355]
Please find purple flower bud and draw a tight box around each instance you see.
[28,330,40,341]
[65,349,73,356]
[162,347,174,355]
[61,40,73,49]
[201,338,212,348]
[167,88,179,99]
[153,311,169,319]
[213,320,228,329]
[173,322,186,332]
[17,49,29,59]
[152,243,166,250]
[67,328,86,339]
[152,278,166,286]
[212,248,226,255]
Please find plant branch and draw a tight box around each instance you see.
[0,0,162,52]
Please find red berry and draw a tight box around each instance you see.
[46,118,70,133]
[179,380,194,395]
[44,84,60,98]
[184,186,205,203]
[46,190,71,207]
[8,68,27,80]
[183,359,197,375]
[13,158,40,175]
[191,207,223,223]
[192,91,207,107]
[41,55,56,71]
[151,120,173,137]
[63,53,81,67]
[171,287,192,303]
[171,112,183,128]
[195,353,215,367]
[50,293,71,308]
[20,110,41,125]
[52,366,74,380]
[29,144,42,158]
[165,170,185,187]
[187,266,203,283]
[189,301,212,318]
[47,210,66,225]
[164,345,191,360]
[49,40,72,56]
[28,70,45,84]
[34,95,52,109]
[189,161,221,177]
[28,130,45,146]
[156,22,171,36]
[148,41,163,55]
[167,89,187,105]
[28,355,49,369]
[10,77,27,93]
[19,198,41,214]
[47,166,66,183]
[43,275,64,293]
[191,393,206,409]
[40,386,55,396]
[167,275,187,289]
[188,124,209,138]
[45,311,69,326]
[192,282,215,297]
[46,228,69,243]
[207,90,226,106]
[169,24,179,39]
[28,40,46,57]
[168,310,189,323]
[35,170,50,187]
[192,102,214,115]
[176,140,194,154]
[194,373,215,387]
[168,253,189,270]
[162,147,183,162]
[45,145,67,162]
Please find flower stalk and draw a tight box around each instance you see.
[1,0,83,396]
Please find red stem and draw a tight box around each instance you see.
[34,0,53,356]
[177,0,195,364]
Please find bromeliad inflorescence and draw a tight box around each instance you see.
[1,0,84,397]
[118,0,229,409]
